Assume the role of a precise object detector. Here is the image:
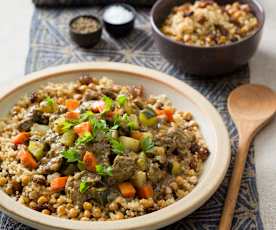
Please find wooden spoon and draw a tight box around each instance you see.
[219,84,276,230]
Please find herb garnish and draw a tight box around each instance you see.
[96,164,113,176]
[116,95,127,107]
[76,132,93,145]
[79,180,89,193]
[110,138,125,155]
[61,148,80,162]
[45,96,54,106]
[141,136,154,153]
[79,111,94,122]
[102,95,113,113]
[62,120,79,133]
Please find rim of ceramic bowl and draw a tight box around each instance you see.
[150,0,265,50]
[0,62,231,230]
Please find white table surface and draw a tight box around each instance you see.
[0,1,275,229]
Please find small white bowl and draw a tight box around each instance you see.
[0,62,230,230]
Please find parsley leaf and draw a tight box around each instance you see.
[79,180,89,193]
[110,138,125,155]
[96,164,113,176]
[102,95,113,113]
[79,111,94,122]
[89,117,108,136]
[76,132,93,145]
[62,120,79,132]
[45,96,54,106]
[61,148,80,162]
[116,95,127,107]
[141,137,154,153]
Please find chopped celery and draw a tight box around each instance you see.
[53,117,66,134]
[119,136,140,152]
[28,141,45,160]
[60,130,76,146]
[30,124,49,137]
[139,108,157,126]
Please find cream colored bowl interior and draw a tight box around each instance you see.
[0,62,230,230]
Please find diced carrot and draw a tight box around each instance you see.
[65,111,80,120]
[73,122,91,136]
[65,99,80,111]
[12,132,29,145]
[83,151,97,172]
[137,184,154,198]
[106,111,114,119]
[50,176,68,192]
[19,150,38,169]
[156,107,175,122]
[131,130,143,140]
[118,182,136,198]
[91,100,105,113]
[164,107,174,122]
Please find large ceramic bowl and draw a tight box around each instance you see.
[151,0,265,76]
[0,62,230,230]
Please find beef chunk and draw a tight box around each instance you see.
[65,171,101,206]
[107,155,136,185]
[37,155,63,174]
[32,109,49,125]
[18,118,33,132]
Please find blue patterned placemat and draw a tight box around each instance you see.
[0,7,263,230]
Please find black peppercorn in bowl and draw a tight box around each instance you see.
[102,4,136,38]
[69,15,102,48]
[150,0,265,76]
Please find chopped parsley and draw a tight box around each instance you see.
[79,180,89,193]
[76,132,93,145]
[62,120,79,132]
[79,111,94,122]
[96,164,113,176]
[116,95,127,107]
[61,148,80,162]
[102,95,113,113]
[141,136,154,153]
[45,96,54,106]
[110,138,125,155]
[89,117,108,135]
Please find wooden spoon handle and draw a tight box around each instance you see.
[219,137,251,230]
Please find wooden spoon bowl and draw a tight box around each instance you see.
[219,84,276,230]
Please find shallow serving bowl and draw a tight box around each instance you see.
[151,0,265,76]
[0,62,230,230]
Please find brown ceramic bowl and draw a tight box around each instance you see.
[151,0,265,76]
[69,15,102,48]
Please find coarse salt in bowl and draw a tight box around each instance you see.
[103,4,136,37]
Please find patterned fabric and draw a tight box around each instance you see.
[0,7,263,230]
[33,0,157,7]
